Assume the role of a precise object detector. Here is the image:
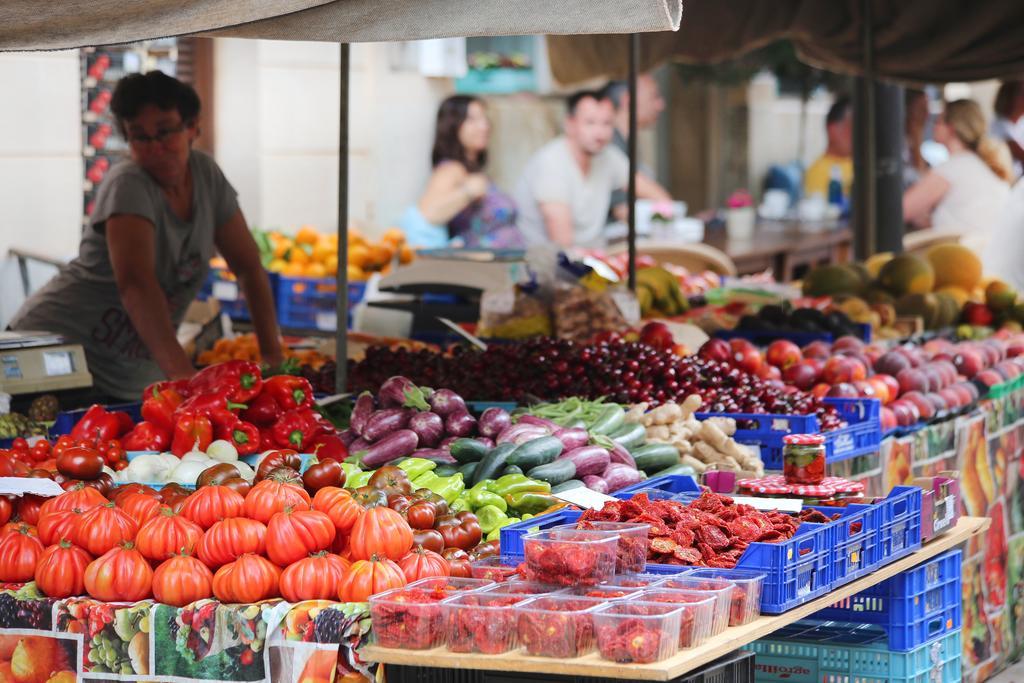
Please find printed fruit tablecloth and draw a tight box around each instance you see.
[0,584,372,682]
[830,386,1024,683]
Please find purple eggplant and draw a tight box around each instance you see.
[411,448,458,464]
[608,441,637,469]
[602,463,644,493]
[559,445,611,477]
[444,410,477,438]
[408,411,444,447]
[582,475,609,495]
[496,423,549,445]
[554,427,590,452]
[517,414,562,431]
[360,429,419,467]
[439,435,459,449]
[362,408,413,442]
[428,388,467,417]
[474,437,495,449]
[337,428,358,446]
[349,437,372,452]
[378,376,430,410]
[350,392,375,435]
[478,407,512,438]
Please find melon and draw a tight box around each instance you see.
[802,264,866,297]
[926,244,982,291]
[864,252,894,279]
[896,293,941,329]
[935,285,970,307]
[878,254,935,297]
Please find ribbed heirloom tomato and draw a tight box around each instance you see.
[34,540,91,598]
[40,483,107,517]
[17,494,47,525]
[0,525,44,582]
[153,554,214,607]
[84,542,153,602]
[348,507,413,561]
[397,547,450,582]
[37,508,84,547]
[311,486,363,534]
[117,492,162,526]
[135,508,204,562]
[179,485,245,530]
[0,497,11,526]
[212,553,282,603]
[265,507,336,566]
[279,552,350,602]
[242,480,310,524]
[73,502,138,556]
[337,555,406,602]
[196,517,267,569]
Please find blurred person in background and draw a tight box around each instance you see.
[9,71,280,400]
[514,90,670,249]
[903,99,1012,253]
[991,80,1024,177]
[604,73,670,218]
[406,95,522,249]
[904,89,931,189]
[804,96,854,199]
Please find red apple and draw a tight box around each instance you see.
[880,407,898,431]
[925,392,948,414]
[810,383,831,398]
[822,357,855,385]
[853,380,879,399]
[938,388,963,409]
[897,368,927,395]
[699,338,732,363]
[963,302,994,326]
[756,364,782,381]
[827,382,860,398]
[765,340,802,370]
[902,391,936,420]
[802,341,833,360]
[783,361,820,390]
[953,350,984,378]
[874,351,911,377]
[639,321,675,351]
[890,399,919,427]
[729,342,762,375]
[832,335,865,354]
[867,377,892,404]
[1007,339,1024,358]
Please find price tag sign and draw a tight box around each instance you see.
[42,351,73,377]
[315,312,338,331]
[481,288,515,314]
[610,290,641,324]
[0,477,64,497]
[731,495,803,513]
[552,487,618,510]
[212,281,239,301]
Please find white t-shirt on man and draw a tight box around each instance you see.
[513,137,629,248]
[929,151,1010,253]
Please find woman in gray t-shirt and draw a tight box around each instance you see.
[10,71,281,400]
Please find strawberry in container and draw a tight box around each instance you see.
[515,595,604,658]
[685,568,765,626]
[636,589,717,648]
[782,434,826,485]
[593,602,682,664]
[443,593,530,654]
[521,530,618,587]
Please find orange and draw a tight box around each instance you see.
[347,264,366,282]
[369,244,394,267]
[399,244,414,264]
[273,240,292,259]
[295,226,319,245]
[348,244,372,269]
[268,258,288,273]
[283,262,306,277]
[304,262,327,279]
[325,255,339,276]
[382,227,406,246]
[312,241,334,264]
[288,247,311,266]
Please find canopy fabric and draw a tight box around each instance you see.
[547,0,1024,85]
[0,0,681,51]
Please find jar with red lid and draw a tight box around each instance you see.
[782,434,826,484]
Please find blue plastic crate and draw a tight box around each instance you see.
[616,473,702,500]
[695,397,882,470]
[877,486,923,565]
[197,267,259,321]
[746,626,961,683]
[808,502,880,588]
[815,549,961,651]
[714,323,873,346]
[499,504,833,614]
[275,275,365,331]
[50,402,142,438]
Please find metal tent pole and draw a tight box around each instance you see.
[853,0,877,259]
[627,33,639,291]
[334,43,350,394]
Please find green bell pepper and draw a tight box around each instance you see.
[505,491,559,515]
[397,457,437,482]
[411,471,441,489]
[340,463,362,485]
[485,516,519,542]
[487,473,551,497]
[420,472,466,505]
[467,481,508,513]
[346,470,373,489]
[476,504,509,534]
[449,496,470,514]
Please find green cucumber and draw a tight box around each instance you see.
[501,464,524,476]
[458,461,479,482]
[650,463,697,478]
[433,464,460,477]
[631,443,681,473]
[551,479,586,494]
[609,422,646,450]
[472,443,516,485]
[507,436,564,470]
[450,438,490,463]
[590,404,626,435]
[526,459,577,485]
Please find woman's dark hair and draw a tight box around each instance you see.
[994,80,1024,119]
[110,70,200,135]
[431,95,486,172]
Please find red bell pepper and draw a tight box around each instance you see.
[310,433,349,462]
[216,419,261,456]
[171,412,214,456]
[111,411,134,437]
[122,422,171,452]
[175,391,246,431]
[270,409,321,451]
[241,391,282,427]
[263,376,314,411]
[141,386,183,431]
[70,405,123,444]
[144,379,191,400]
[188,360,263,403]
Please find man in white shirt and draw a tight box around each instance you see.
[514,90,670,248]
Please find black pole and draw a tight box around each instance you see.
[627,34,639,292]
[852,0,877,260]
[334,43,350,394]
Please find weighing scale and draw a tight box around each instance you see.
[0,331,92,395]
[368,249,530,340]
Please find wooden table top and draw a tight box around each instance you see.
[703,220,851,262]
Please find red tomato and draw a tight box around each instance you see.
[11,438,28,452]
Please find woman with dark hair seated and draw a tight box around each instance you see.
[403,95,523,248]
[10,71,281,399]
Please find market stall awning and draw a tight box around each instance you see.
[0,0,680,51]
[547,0,1024,84]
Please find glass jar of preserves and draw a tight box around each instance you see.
[782,434,826,485]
